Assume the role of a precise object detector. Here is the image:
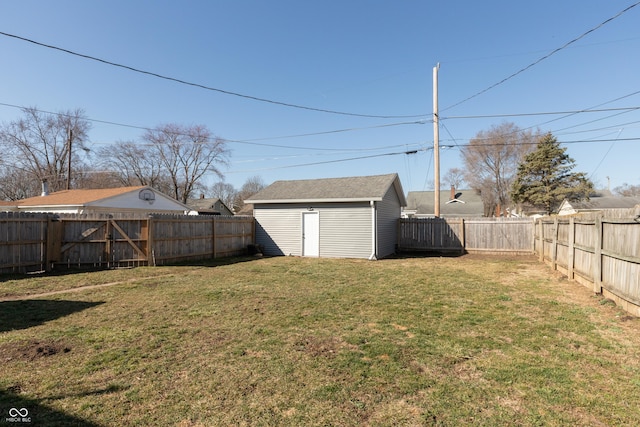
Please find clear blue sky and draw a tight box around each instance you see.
[1,1,639,194]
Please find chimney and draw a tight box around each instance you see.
[41,179,49,197]
[450,185,455,200]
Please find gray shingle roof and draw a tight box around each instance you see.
[564,196,640,210]
[406,189,484,217]
[246,173,406,206]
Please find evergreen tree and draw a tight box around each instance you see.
[510,133,593,214]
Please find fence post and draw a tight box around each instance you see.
[538,219,544,262]
[105,219,112,268]
[593,216,603,294]
[459,218,466,254]
[212,217,217,259]
[552,217,559,270]
[567,217,575,280]
[146,216,154,266]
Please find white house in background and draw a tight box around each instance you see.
[2,186,191,215]
[557,192,640,216]
[246,173,407,260]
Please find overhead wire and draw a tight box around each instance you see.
[0,31,425,119]
[441,1,640,112]
[0,101,426,151]
[227,119,429,143]
[227,134,640,175]
[437,90,640,144]
[226,148,426,174]
[441,106,640,120]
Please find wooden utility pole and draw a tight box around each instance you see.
[433,63,440,217]
[66,129,73,190]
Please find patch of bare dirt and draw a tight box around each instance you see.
[0,339,71,362]
[293,336,354,358]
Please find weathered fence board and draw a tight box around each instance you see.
[0,212,49,274]
[398,217,534,254]
[398,218,464,253]
[0,213,255,274]
[535,214,640,316]
[464,218,534,253]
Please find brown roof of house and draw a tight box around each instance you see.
[15,186,146,206]
[246,173,406,205]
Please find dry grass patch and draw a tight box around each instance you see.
[1,255,640,425]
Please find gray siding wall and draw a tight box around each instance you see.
[254,202,373,258]
[254,204,302,256]
[376,186,402,258]
[320,202,372,259]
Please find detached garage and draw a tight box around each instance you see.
[246,173,406,260]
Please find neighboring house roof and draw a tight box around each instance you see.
[405,189,484,217]
[246,173,407,206]
[236,204,253,216]
[6,186,191,214]
[558,196,640,215]
[186,197,233,215]
[15,186,147,206]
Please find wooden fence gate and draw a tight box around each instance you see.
[51,216,150,269]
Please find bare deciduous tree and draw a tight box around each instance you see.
[72,168,128,190]
[443,167,466,189]
[0,107,91,195]
[97,140,173,193]
[461,122,540,216]
[613,183,640,197]
[233,176,265,211]
[209,181,237,210]
[98,124,229,203]
[143,124,229,203]
[0,166,39,200]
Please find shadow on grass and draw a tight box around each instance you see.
[0,300,104,333]
[0,388,99,426]
[0,255,266,283]
[162,254,270,268]
[390,250,466,259]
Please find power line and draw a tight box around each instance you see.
[227,148,426,173]
[441,106,640,120]
[554,119,640,137]
[440,90,640,144]
[232,136,640,175]
[0,101,154,133]
[228,119,429,143]
[0,31,424,120]
[523,90,640,132]
[0,101,425,150]
[445,137,640,150]
[590,129,624,178]
[442,1,640,112]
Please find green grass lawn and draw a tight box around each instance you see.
[1,255,639,426]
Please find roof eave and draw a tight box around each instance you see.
[248,197,384,205]
[17,204,83,209]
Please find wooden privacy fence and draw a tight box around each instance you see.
[535,213,640,315]
[0,212,49,274]
[0,212,255,274]
[398,217,535,254]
